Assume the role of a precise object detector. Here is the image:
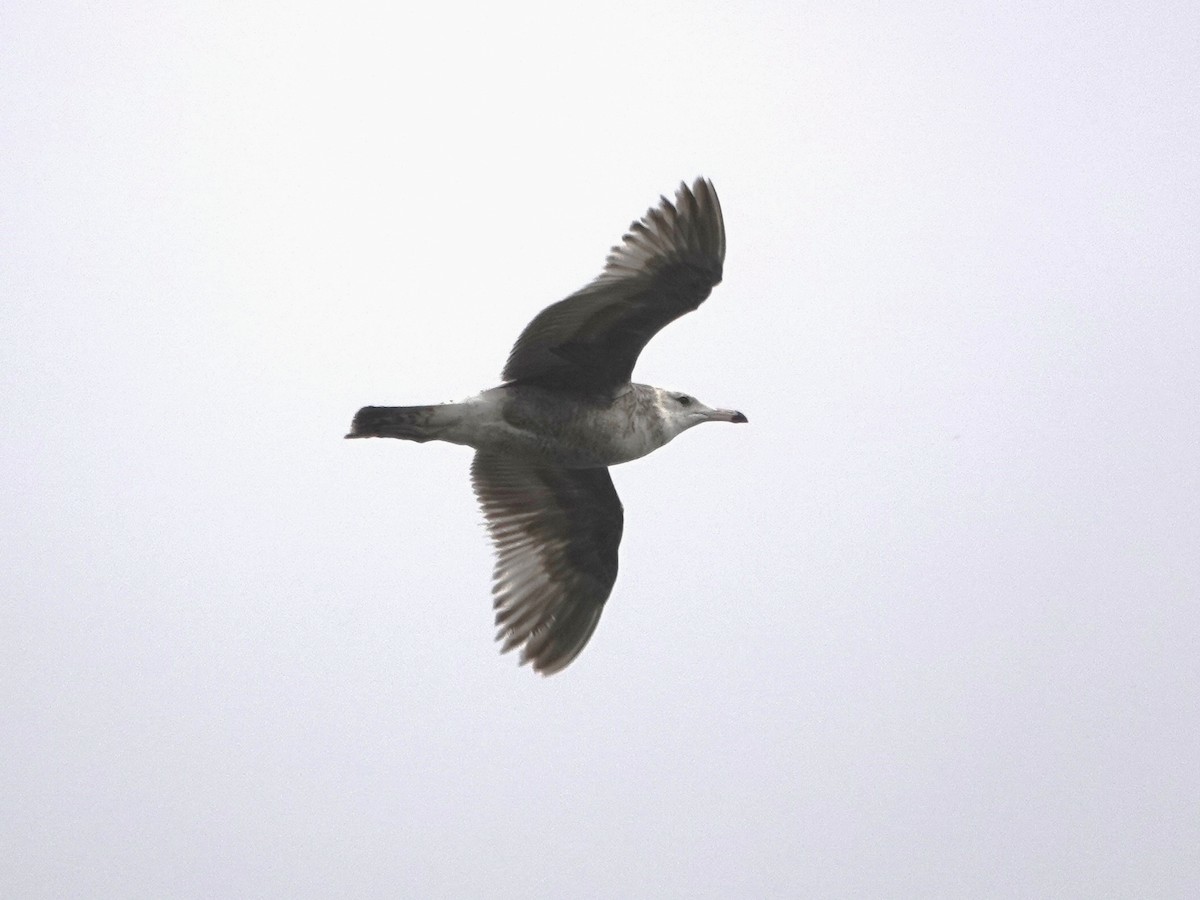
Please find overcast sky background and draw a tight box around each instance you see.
[4,1,1199,896]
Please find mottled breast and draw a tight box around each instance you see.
[499,385,668,467]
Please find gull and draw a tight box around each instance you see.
[347,177,746,674]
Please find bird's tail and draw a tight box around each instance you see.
[345,404,461,442]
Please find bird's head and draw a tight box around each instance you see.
[656,388,748,438]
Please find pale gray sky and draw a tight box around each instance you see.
[3,1,1198,897]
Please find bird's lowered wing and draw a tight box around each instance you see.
[501,177,726,397]
[470,451,624,674]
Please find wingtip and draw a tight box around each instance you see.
[685,175,717,198]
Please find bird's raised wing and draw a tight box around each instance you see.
[501,177,726,397]
[470,452,624,675]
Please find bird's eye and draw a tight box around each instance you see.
[676,395,693,407]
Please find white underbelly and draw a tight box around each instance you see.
[438,388,668,467]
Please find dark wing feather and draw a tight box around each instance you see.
[470,452,624,675]
[501,177,726,396]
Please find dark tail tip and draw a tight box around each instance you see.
[346,406,379,439]
[345,405,434,442]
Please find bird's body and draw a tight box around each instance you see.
[348,178,746,674]
[352,382,740,468]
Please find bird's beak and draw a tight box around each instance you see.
[709,408,748,424]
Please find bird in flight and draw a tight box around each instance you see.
[347,177,746,674]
